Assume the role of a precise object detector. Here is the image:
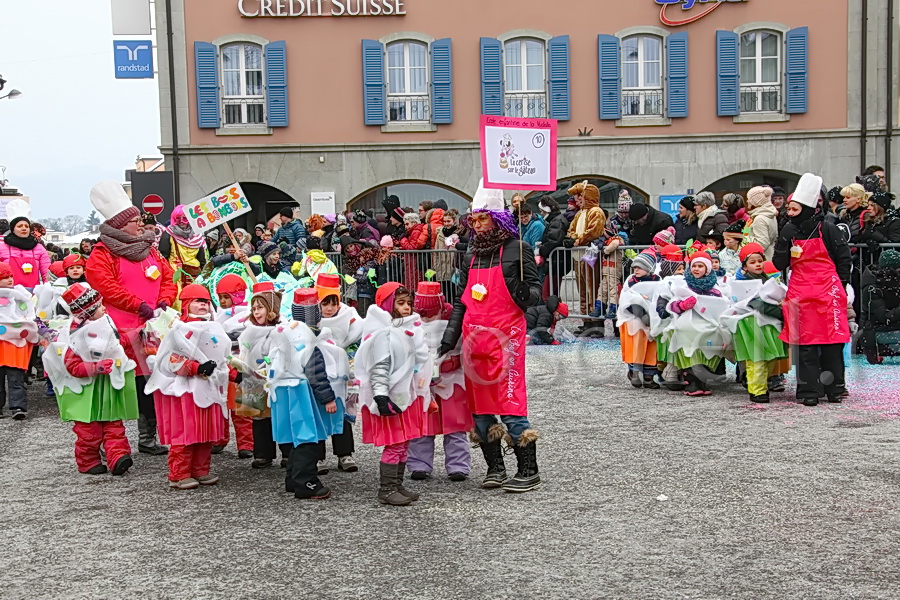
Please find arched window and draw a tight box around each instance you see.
[503,38,546,118]
[386,40,429,122]
[739,30,781,113]
[221,43,265,125]
[621,35,663,116]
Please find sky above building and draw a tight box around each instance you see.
[0,1,160,220]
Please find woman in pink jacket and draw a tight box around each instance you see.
[0,199,50,290]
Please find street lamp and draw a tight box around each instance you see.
[0,89,22,100]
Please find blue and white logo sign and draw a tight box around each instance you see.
[113,40,153,79]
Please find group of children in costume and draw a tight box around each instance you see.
[617,240,793,402]
[37,261,472,505]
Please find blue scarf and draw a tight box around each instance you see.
[685,270,719,294]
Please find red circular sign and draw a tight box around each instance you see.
[142,194,165,215]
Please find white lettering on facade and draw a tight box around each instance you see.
[237,0,405,17]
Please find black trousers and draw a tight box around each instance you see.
[252,418,291,460]
[287,443,322,496]
[794,344,845,400]
[134,375,156,421]
[0,366,27,412]
[318,420,354,460]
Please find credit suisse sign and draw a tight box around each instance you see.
[656,0,748,27]
[238,0,406,17]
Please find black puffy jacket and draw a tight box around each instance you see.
[525,295,561,344]
[442,237,542,349]
[861,265,900,327]
[839,206,867,243]
[630,206,675,246]
[773,216,852,286]
[539,209,569,260]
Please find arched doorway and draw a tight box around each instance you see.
[348,180,472,216]
[703,170,801,201]
[524,175,649,216]
[233,182,298,234]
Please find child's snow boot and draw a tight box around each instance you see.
[377,462,413,506]
[502,430,541,493]
[605,304,618,320]
[588,300,604,318]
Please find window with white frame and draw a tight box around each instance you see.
[387,41,429,122]
[621,35,664,116]
[739,31,781,113]
[503,38,546,118]
[221,43,265,125]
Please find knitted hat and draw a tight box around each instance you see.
[0,262,13,280]
[653,227,676,247]
[49,261,65,278]
[679,196,696,212]
[631,251,656,274]
[690,251,713,274]
[723,220,746,242]
[63,253,85,271]
[5,198,32,229]
[739,242,766,264]
[617,193,633,215]
[89,181,140,229]
[792,173,824,209]
[216,273,247,295]
[279,207,295,219]
[292,288,321,327]
[180,283,211,304]
[857,173,882,194]
[628,203,649,221]
[375,281,404,312]
[706,249,720,262]
[702,228,724,244]
[413,281,444,318]
[879,249,900,268]
[258,241,280,260]
[870,191,895,211]
[557,302,569,318]
[763,261,781,278]
[315,273,341,301]
[250,281,283,323]
[380,235,394,249]
[747,186,773,209]
[62,283,102,321]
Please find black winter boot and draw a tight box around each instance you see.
[137,415,168,455]
[479,424,508,488]
[377,462,413,506]
[502,430,541,493]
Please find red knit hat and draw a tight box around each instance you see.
[557,302,569,318]
[315,273,342,301]
[739,243,766,264]
[49,261,65,278]
[179,284,211,303]
[690,251,713,274]
[62,283,102,321]
[63,253,85,270]
[216,274,247,295]
[413,281,444,317]
[375,282,403,312]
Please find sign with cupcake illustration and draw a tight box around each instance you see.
[479,115,557,191]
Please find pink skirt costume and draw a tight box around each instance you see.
[420,319,473,437]
[356,307,430,447]
[144,320,230,446]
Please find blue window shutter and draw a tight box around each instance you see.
[431,38,453,124]
[480,37,503,115]
[597,34,621,120]
[716,30,739,116]
[547,35,571,121]
[666,32,689,118]
[264,41,288,127]
[361,39,385,125]
[785,27,809,114]
[194,41,220,128]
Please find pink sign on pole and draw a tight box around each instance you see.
[479,115,558,191]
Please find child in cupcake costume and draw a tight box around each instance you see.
[0,263,40,420]
[145,284,235,489]
[617,251,662,388]
[43,283,138,475]
[651,245,686,390]
[212,274,254,459]
[267,289,349,500]
[230,282,291,468]
[406,282,473,482]
[316,273,362,473]
[356,282,430,506]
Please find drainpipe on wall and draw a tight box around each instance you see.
[886,0,894,187]
[165,0,181,204]
[861,0,869,175]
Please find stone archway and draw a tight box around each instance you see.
[347,179,473,216]
[524,174,650,214]
[702,169,802,199]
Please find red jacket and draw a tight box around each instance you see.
[85,243,177,315]
[64,349,102,378]
[400,223,428,250]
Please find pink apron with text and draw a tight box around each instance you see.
[104,255,166,376]
[8,249,43,288]
[460,248,528,417]
[780,230,850,346]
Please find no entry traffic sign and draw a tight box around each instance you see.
[142,194,164,215]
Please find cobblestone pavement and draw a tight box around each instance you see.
[1,340,898,599]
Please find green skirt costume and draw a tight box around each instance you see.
[733,320,788,363]
[672,349,722,371]
[57,372,139,423]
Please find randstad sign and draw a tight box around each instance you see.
[656,0,748,27]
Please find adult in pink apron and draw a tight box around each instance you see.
[775,183,852,406]
[85,181,178,454]
[440,183,541,493]
[0,218,51,290]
